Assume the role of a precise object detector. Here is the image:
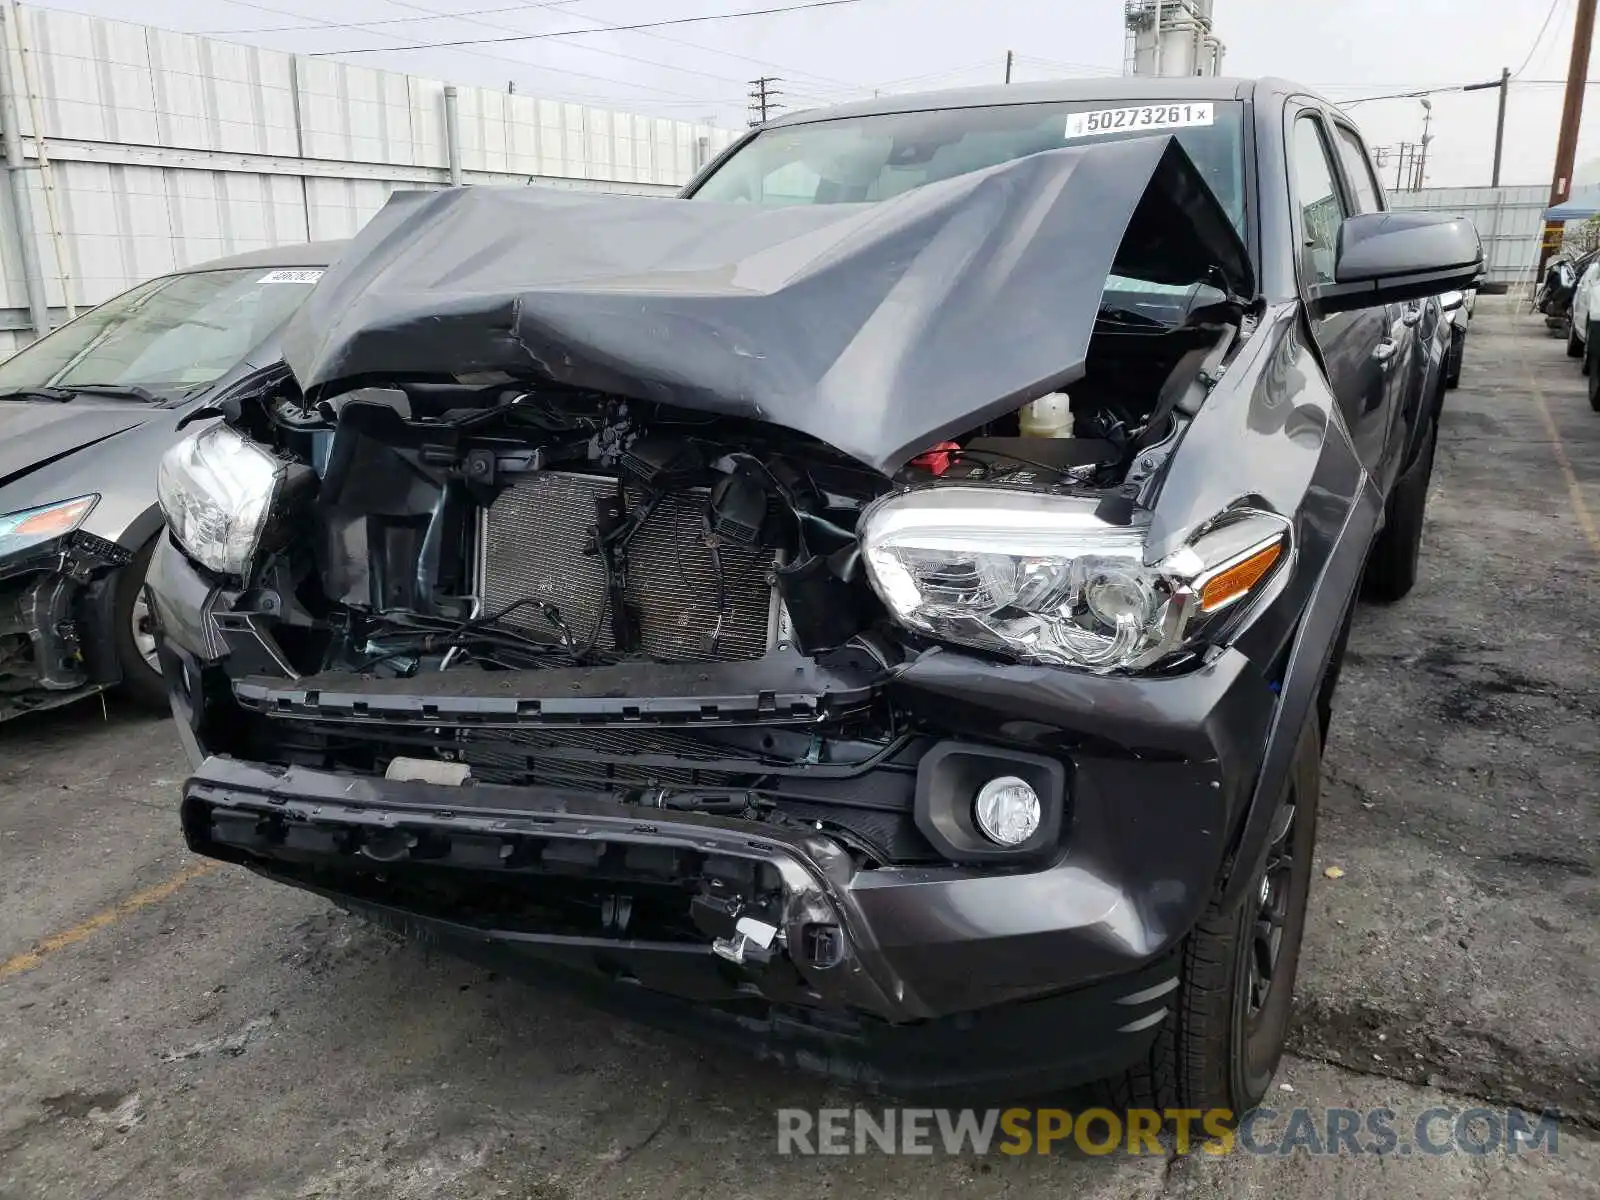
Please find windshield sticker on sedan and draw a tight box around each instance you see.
[1065,103,1214,139]
[257,269,324,285]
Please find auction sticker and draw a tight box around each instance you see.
[1065,103,1214,138]
[257,268,324,284]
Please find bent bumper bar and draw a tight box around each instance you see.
[183,755,1185,1033]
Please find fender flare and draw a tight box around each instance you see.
[1217,476,1383,908]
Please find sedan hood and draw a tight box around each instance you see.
[281,136,1253,473]
[0,400,152,494]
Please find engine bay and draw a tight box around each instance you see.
[230,316,1234,685]
[165,307,1253,872]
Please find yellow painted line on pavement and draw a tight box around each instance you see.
[1509,318,1600,558]
[1532,392,1600,557]
[0,860,218,982]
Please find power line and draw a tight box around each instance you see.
[202,0,738,108]
[869,57,1003,89]
[578,9,863,94]
[1338,77,1511,106]
[312,0,870,57]
[210,0,870,102]
[1516,0,1570,77]
[1012,54,1122,76]
[199,1,574,35]
[218,0,759,92]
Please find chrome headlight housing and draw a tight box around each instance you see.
[861,487,1290,673]
[157,424,286,577]
[0,495,98,560]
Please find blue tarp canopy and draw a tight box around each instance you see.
[1547,187,1600,220]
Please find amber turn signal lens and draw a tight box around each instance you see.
[13,496,96,537]
[1198,540,1284,613]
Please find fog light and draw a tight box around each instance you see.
[974,776,1041,846]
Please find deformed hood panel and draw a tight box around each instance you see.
[282,137,1252,473]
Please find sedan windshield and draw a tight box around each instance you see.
[0,266,322,400]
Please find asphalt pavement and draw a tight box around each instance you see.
[1,297,1596,1199]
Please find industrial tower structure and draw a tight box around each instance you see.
[1123,0,1225,77]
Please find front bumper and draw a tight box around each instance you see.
[183,754,1186,1094]
[156,536,1283,1091]
[0,532,132,721]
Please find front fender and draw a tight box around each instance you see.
[1144,302,1382,906]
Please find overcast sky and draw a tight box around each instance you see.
[30,0,1600,190]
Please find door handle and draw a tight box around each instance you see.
[1373,338,1398,368]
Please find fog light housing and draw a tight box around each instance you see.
[974,776,1041,846]
[913,741,1066,863]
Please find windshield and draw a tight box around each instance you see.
[0,266,323,398]
[691,99,1246,321]
[692,99,1245,227]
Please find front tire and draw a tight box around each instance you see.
[1099,715,1321,1116]
[1568,323,1585,357]
[113,537,167,710]
[1590,357,1600,412]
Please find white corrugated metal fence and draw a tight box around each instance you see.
[0,4,740,355]
[1388,185,1548,287]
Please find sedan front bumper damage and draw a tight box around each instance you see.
[0,532,131,720]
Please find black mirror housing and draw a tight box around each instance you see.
[1314,212,1483,314]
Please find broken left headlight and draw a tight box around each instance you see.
[860,487,1289,673]
[157,424,286,577]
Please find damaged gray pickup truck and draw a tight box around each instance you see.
[148,78,1482,1111]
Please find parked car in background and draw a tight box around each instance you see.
[149,78,1481,1113]
[1440,288,1472,390]
[0,242,342,722]
[1582,303,1600,411]
[1571,260,1600,370]
[1538,249,1595,344]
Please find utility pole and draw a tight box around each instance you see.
[1541,0,1597,273]
[1415,99,1433,191]
[1004,49,1013,84]
[1394,142,1412,192]
[1492,66,1510,186]
[1463,67,1512,186]
[748,76,782,127]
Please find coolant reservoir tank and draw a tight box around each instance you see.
[1018,391,1074,438]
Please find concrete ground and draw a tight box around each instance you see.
[1,299,1596,1199]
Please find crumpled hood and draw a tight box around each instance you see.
[282,136,1252,473]
[0,400,151,495]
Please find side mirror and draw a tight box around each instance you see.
[1314,213,1483,315]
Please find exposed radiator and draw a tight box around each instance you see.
[478,471,779,662]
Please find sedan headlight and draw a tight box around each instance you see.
[157,424,286,576]
[0,495,98,559]
[861,487,1289,673]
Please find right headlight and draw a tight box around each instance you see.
[157,424,286,577]
[860,487,1290,673]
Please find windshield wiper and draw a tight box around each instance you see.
[0,383,163,404]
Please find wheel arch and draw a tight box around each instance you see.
[1216,477,1381,908]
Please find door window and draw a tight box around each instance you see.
[1289,117,1348,286]
[1332,124,1384,214]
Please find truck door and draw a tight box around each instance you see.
[1288,114,1396,483]
[1331,120,1426,494]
